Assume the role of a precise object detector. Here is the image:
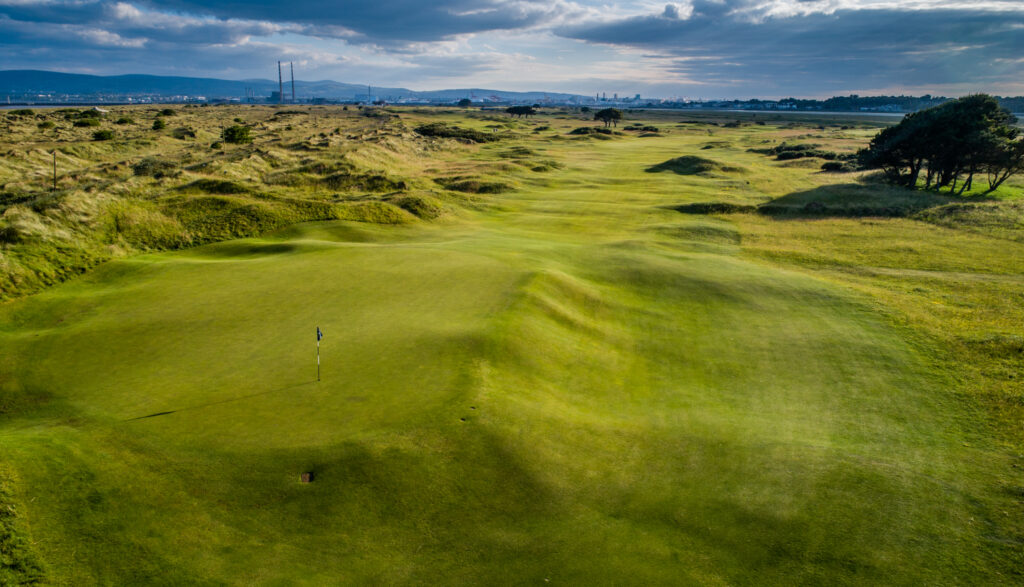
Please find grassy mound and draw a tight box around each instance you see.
[106,200,188,249]
[323,172,406,193]
[388,194,445,219]
[647,155,745,175]
[435,177,512,194]
[914,201,1024,242]
[178,179,253,194]
[161,194,335,242]
[335,201,416,224]
[567,127,613,136]
[414,123,499,143]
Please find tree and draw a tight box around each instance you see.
[505,106,536,118]
[221,125,252,144]
[457,98,473,107]
[984,132,1024,193]
[580,106,591,113]
[858,94,1022,194]
[594,108,622,128]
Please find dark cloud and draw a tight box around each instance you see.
[0,0,1021,96]
[144,0,570,44]
[556,4,1024,94]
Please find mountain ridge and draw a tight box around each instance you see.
[0,69,584,102]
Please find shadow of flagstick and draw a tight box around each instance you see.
[125,380,319,421]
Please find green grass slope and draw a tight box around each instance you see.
[1,108,1021,584]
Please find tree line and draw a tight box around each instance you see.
[859,94,1024,194]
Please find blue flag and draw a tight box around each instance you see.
[317,327,323,342]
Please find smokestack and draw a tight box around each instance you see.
[278,61,283,104]
[290,62,295,103]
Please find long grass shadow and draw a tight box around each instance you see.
[673,181,995,219]
[126,380,317,421]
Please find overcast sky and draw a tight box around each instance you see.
[1,0,1021,98]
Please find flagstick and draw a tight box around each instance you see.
[316,337,320,382]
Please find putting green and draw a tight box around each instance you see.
[0,128,1015,584]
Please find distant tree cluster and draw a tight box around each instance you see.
[594,108,622,127]
[506,106,536,118]
[859,94,1024,194]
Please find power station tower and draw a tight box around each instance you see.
[277,61,283,104]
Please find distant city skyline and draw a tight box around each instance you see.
[1,1,1022,100]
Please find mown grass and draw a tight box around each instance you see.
[0,105,1022,584]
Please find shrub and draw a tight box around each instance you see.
[152,119,166,130]
[221,125,253,144]
[132,157,177,177]
[158,108,176,116]
[115,117,134,125]
[674,202,757,214]
[74,118,101,127]
[92,130,114,141]
[210,141,222,149]
[178,179,252,194]
[7,108,34,117]
[435,178,511,193]
[37,121,55,129]
[776,149,838,161]
[568,127,612,136]
[821,161,858,172]
[171,127,196,140]
[323,172,406,192]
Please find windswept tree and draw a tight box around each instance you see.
[859,94,1023,194]
[457,98,473,107]
[594,108,622,128]
[506,106,536,118]
[983,126,1024,193]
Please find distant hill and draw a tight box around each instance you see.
[0,70,584,103]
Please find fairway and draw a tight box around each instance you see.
[1,107,1022,584]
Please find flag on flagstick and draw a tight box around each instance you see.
[316,327,323,381]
